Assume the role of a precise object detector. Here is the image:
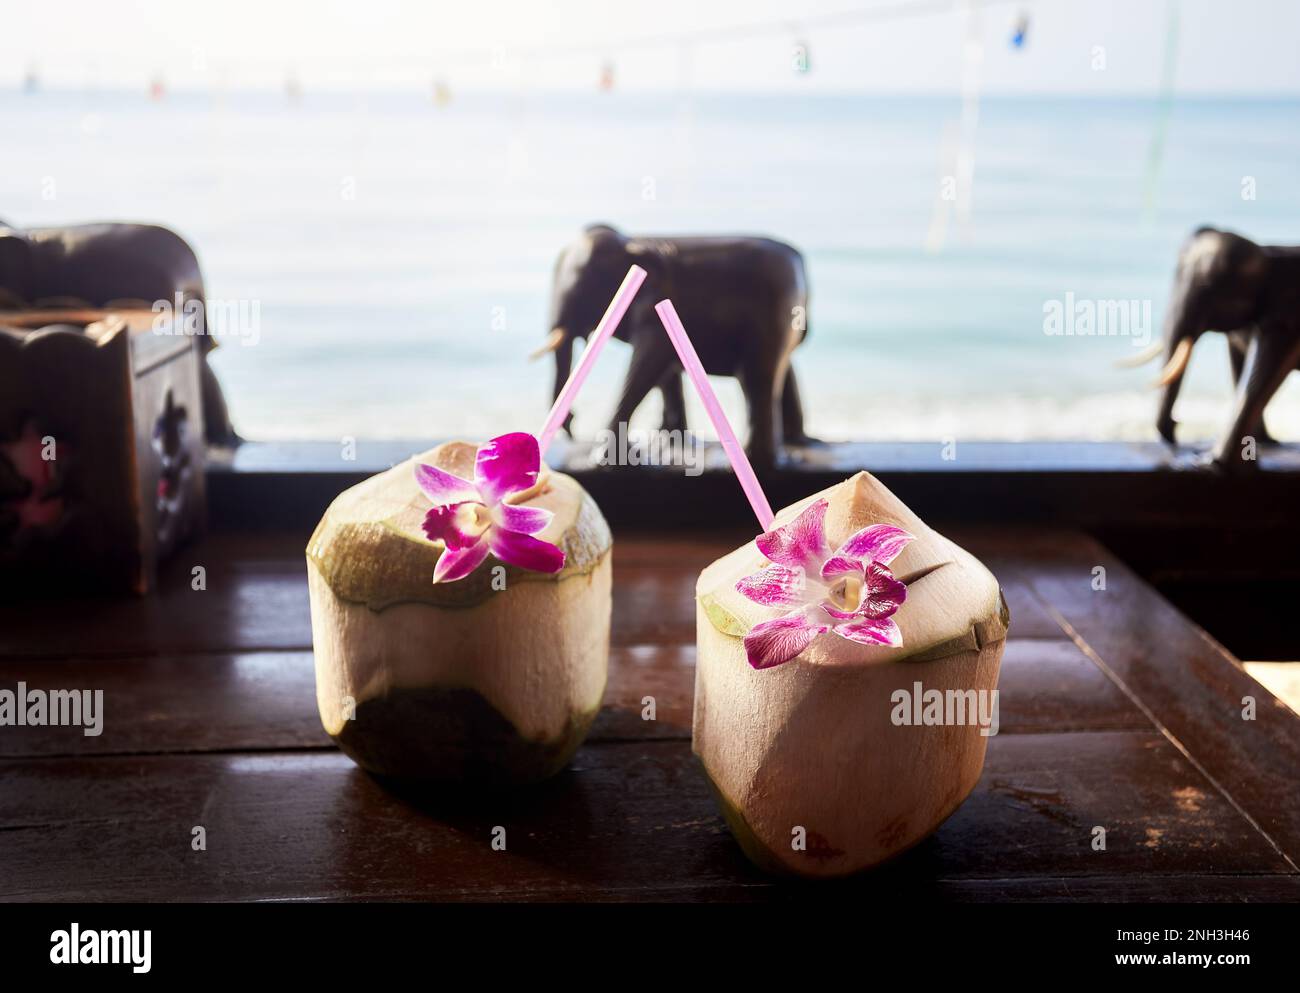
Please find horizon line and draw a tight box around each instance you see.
[6,84,1300,100]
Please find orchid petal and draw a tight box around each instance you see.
[836,523,915,566]
[735,564,808,609]
[862,560,907,618]
[743,611,829,670]
[414,462,478,506]
[490,528,565,574]
[474,432,541,504]
[432,539,490,583]
[834,615,902,648]
[422,502,488,550]
[497,503,554,536]
[820,555,865,582]
[755,498,829,569]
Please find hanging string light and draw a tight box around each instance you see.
[1010,12,1030,49]
[791,38,811,75]
[19,1,1050,100]
[954,0,984,224]
[1143,0,1182,222]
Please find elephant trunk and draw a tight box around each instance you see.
[551,332,575,435]
[1154,298,1197,445]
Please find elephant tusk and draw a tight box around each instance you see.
[529,327,565,360]
[1153,337,1194,387]
[1115,340,1164,368]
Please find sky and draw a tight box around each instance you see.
[3,0,1299,95]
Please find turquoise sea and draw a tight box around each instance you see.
[4,88,1299,442]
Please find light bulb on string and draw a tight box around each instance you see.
[1010,12,1030,49]
[791,33,811,75]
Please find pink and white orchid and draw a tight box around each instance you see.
[415,432,565,583]
[734,498,914,669]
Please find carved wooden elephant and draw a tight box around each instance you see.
[536,224,812,467]
[1130,227,1299,470]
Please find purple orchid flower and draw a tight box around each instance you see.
[734,498,914,669]
[415,432,566,583]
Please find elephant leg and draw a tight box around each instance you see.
[609,335,673,433]
[200,361,241,446]
[551,336,575,436]
[658,368,687,433]
[1229,336,1278,444]
[780,366,820,445]
[1211,329,1300,469]
[741,361,783,469]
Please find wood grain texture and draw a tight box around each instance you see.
[0,532,310,657]
[993,639,1149,733]
[0,652,329,756]
[0,527,1057,656]
[0,525,1295,902]
[1004,529,1300,868]
[0,636,1141,759]
[0,732,1286,902]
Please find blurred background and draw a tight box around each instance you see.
[3,0,1298,443]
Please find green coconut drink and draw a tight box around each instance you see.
[307,436,611,785]
[694,471,1008,877]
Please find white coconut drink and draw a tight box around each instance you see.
[694,471,1008,877]
[307,433,612,785]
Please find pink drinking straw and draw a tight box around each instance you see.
[537,264,648,456]
[654,300,776,531]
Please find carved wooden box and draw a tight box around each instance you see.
[0,309,206,595]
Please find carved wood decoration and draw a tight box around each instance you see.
[0,311,206,595]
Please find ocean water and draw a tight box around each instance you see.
[3,88,1299,443]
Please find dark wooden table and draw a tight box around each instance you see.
[1,526,1297,902]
